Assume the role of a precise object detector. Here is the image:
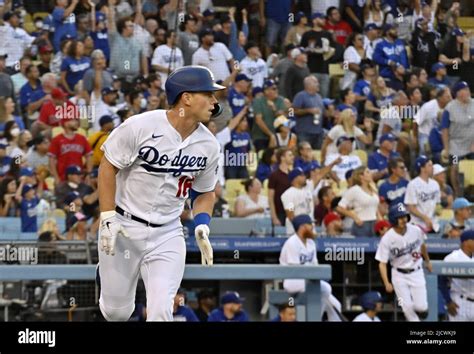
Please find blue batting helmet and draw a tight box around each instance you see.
[165,65,226,117]
[360,291,383,310]
[388,203,411,226]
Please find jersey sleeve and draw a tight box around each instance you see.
[191,140,219,193]
[403,180,417,205]
[100,117,138,169]
[48,136,60,157]
[375,236,390,263]
[280,190,293,211]
[279,238,300,265]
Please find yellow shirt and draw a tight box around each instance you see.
[88,131,110,167]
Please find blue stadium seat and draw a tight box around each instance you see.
[209,218,258,236]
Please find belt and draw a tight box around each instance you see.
[460,294,474,302]
[396,266,421,274]
[115,206,163,227]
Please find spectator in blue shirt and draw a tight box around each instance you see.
[336,88,359,123]
[229,7,249,62]
[19,65,42,111]
[429,123,443,164]
[208,292,250,322]
[368,133,400,182]
[90,11,110,62]
[0,144,12,175]
[373,23,409,80]
[260,0,292,56]
[255,147,276,183]
[224,118,252,179]
[52,0,79,52]
[294,141,318,173]
[378,157,409,209]
[228,73,251,116]
[344,0,367,31]
[60,40,91,94]
[354,63,376,105]
[173,289,199,322]
[0,97,25,135]
[17,183,39,233]
[428,62,449,90]
[271,303,296,322]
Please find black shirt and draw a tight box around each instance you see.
[411,29,439,72]
[284,63,311,101]
[301,30,334,74]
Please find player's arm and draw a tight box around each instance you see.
[420,242,432,272]
[268,188,281,226]
[378,262,393,293]
[192,191,215,218]
[227,105,249,131]
[406,204,433,229]
[98,156,119,212]
[48,155,60,184]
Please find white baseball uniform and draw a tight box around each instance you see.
[98,110,219,321]
[404,176,441,232]
[281,180,315,235]
[279,234,343,321]
[375,224,428,321]
[352,312,381,322]
[443,249,474,321]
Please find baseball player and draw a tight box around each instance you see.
[97,66,223,321]
[353,291,383,322]
[440,230,474,321]
[375,203,432,321]
[279,214,344,321]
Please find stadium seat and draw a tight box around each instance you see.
[438,209,454,221]
[209,217,258,236]
[352,149,368,165]
[224,179,246,214]
[329,63,344,76]
[458,17,474,31]
[312,150,321,163]
[459,160,474,186]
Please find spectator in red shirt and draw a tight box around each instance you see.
[314,186,335,226]
[48,115,92,183]
[36,87,76,138]
[324,7,353,46]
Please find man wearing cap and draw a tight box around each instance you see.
[228,73,251,117]
[441,230,474,321]
[239,41,268,89]
[428,62,449,90]
[413,87,451,156]
[283,49,310,101]
[207,291,249,322]
[374,24,409,80]
[192,28,234,82]
[411,18,439,73]
[151,30,184,89]
[292,76,325,149]
[90,11,110,62]
[325,136,362,181]
[63,190,87,240]
[433,163,453,209]
[35,88,76,137]
[88,115,114,167]
[37,44,54,76]
[280,213,343,321]
[404,156,441,233]
[27,73,58,121]
[379,157,409,209]
[251,79,287,152]
[441,81,474,197]
[173,288,199,322]
[442,198,474,239]
[363,23,382,61]
[90,86,122,133]
[301,12,335,98]
[177,15,199,66]
[281,167,316,235]
[55,164,92,206]
[368,133,400,182]
[16,181,39,233]
[52,0,79,52]
[439,28,470,86]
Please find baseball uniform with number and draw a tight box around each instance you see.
[98,110,219,321]
[375,224,428,321]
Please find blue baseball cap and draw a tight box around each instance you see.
[415,155,430,172]
[99,115,114,127]
[431,62,446,74]
[22,184,35,196]
[292,214,313,232]
[379,133,397,144]
[60,33,74,42]
[295,11,306,23]
[20,167,34,177]
[452,81,469,96]
[263,79,277,90]
[252,86,263,97]
[452,27,465,36]
[65,191,81,205]
[364,23,379,31]
[203,9,215,17]
[66,165,82,175]
[460,230,474,243]
[304,161,321,173]
[235,73,252,82]
[221,291,244,305]
[0,143,7,149]
[323,98,335,108]
[102,87,118,96]
[289,167,305,182]
[453,197,474,210]
[96,11,106,23]
[311,12,325,20]
[336,136,354,147]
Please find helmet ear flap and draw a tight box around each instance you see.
[211,103,223,118]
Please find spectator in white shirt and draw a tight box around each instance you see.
[363,23,382,61]
[340,33,366,90]
[192,28,234,82]
[239,41,268,88]
[325,136,362,182]
[152,30,184,89]
[336,166,381,237]
[234,178,269,219]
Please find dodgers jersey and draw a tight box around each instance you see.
[444,249,474,297]
[404,176,441,231]
[280,234,317,293]
[101,110,220,225]
[375,224,427,269]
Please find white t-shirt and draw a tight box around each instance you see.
[215,126,231,186]
[235,194,268,219]
[341,46,362,90]
[404,176,441,231]
[280,234,317,294]
[2,24,35,67]
[375,223,427,269]
[444,249,474,297]
[353,313,381,322]
[101,110,220,225]
[239,56,268,88]
[326,125,364,156]
[338,185,379,221]
[281,181,315,234]
[192,43,233,81]
[414,99,441,136]
[325,153,362,181]
[363,36,382,61]
[151,45,184,89]
[90,91,122,132]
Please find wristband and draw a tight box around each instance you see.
[194,213,211,226]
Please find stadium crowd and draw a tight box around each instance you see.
[0,0,473,243]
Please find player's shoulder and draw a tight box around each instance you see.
[196,123,220,151]
[444,249,461,261]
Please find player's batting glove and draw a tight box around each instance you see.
[99,211,129,256]
[195,224,213,266]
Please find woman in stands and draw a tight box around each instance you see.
[234,178,269,219]
[0,177,20,217]
[365,75,395,121]
[0,97,25,136]
[268,115,297,150]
